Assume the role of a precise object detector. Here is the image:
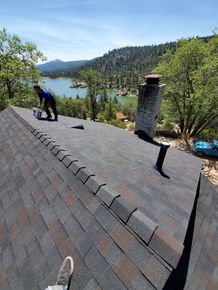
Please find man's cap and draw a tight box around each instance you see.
[33,85,41,89]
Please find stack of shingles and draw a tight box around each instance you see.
[0,106,183,290]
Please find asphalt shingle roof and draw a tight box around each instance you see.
[183,175,218,290]
[0,105,216,290]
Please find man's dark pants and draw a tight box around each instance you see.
[44,99,58,120]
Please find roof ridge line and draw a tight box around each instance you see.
[8,105,184,269]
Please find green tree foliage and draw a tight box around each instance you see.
[80,70,104,121]
[156,35,218,137]
[54,78,120,123]
[120,97,137,122]
[0,87,9,111]
[0,28,46,109]
[57,96,87,119]
[79,70,122,121]
[54,93,120,123]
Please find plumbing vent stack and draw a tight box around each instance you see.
[155,141,170,179]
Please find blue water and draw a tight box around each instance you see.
[41,77,131,103]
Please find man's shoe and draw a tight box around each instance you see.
[45,116,52,120]
[56,256,74,289]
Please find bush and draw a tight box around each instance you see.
[155,129,179,139]
[57,97,87,119]
[120,97,137,121]
[107,119,126,129]
[0,93,10,111]
[196,128,218,141]
[127,122,135,131]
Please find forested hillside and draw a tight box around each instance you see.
[42,42,176,93]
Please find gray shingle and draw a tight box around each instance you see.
[69,161,86,174]
[97,186,120,206]
[43,138,55,146]
[71,200,94,230]
[94,204,118,232]
[77,167,95,183]
[144,255,171,290]
[33,129,42,136]
[100,239,123,267]
[100,267,127,290]
[72,249,93,289]
[76,232,94,258]
[36,131,46,139]
[127,209,158,244]
[127,239,152,271]
[18,260,38,290]
[86,176,106,194]
[83,277,101,290]
[84,246,111,287]
[63,215,84,241]
[7,265,25,290]
[48,141,59,150]
[110,196,137,223]
[2,244,14,269]
[51,145,62,156]
[62,155,78,167]
[86,218,106,246]
[57,150,70,161]
[149,227,184,268]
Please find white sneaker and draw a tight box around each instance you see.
[56,256,74,289]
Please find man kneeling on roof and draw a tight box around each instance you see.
[33,85,58,121]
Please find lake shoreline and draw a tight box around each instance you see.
[42,77,136,103]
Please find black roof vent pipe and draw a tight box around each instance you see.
[155,141,170,179]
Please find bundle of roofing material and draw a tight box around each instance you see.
[33,107,42,119]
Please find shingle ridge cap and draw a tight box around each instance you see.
[8,105,184,269]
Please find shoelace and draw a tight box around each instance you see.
[57,273,68,285]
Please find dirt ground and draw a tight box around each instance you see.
[154,137,218,187]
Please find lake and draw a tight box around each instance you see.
[41,77,133,103]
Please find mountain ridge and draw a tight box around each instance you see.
[37,59,89,73]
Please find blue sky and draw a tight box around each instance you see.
[1,0,217,62]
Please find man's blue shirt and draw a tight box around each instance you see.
[38,89,55,102]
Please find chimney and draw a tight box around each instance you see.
[135,74,165,139]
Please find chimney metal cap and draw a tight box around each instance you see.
[145,73,161,85]
[145,73,161,79]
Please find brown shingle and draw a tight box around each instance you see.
[0,263,7,284]
[63,192,77,208]
[0,223,8,240]
[114,255,138,289]
[97,234,113,256]
[110,223,135,253]
[16,202,29,225]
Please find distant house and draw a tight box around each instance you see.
[0,105,217,290]
[116,111,128,121]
